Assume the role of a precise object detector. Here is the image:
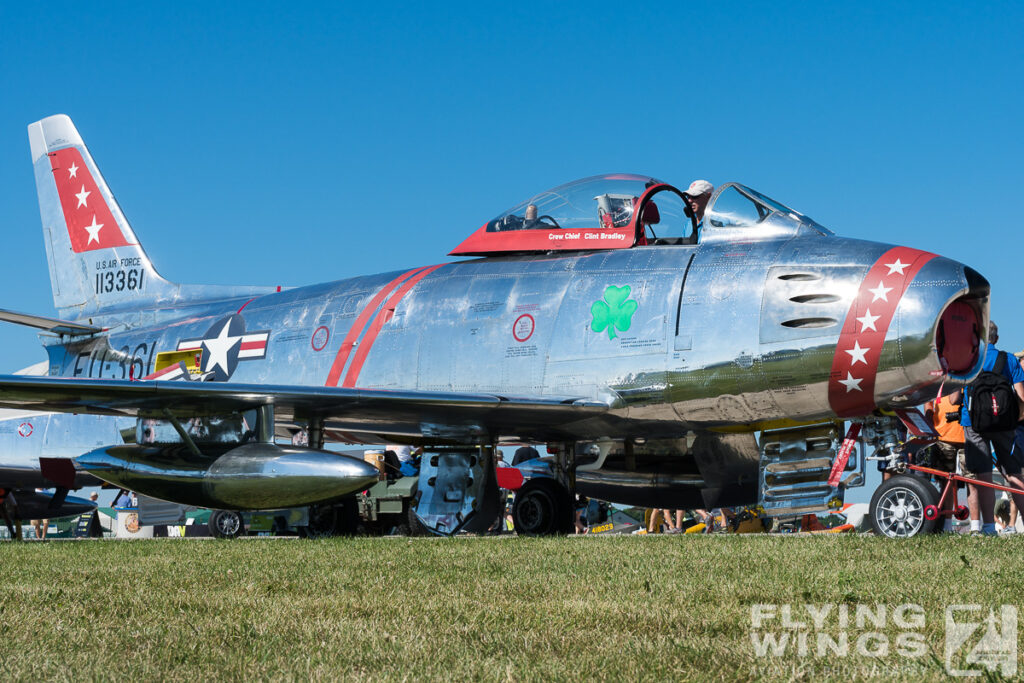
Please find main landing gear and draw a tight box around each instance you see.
[509,441,576,537]
[511,479,573,536]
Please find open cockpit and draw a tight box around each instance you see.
[449,174,831,256]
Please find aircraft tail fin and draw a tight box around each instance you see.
[28,115,179,321]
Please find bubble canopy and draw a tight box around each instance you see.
[449,174,822,256]
[450,174,670,256]
[489,174,660,232]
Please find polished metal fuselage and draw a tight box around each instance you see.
[44,223,982,443]
[18,112,989,517]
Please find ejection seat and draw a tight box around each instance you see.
[636,199,660,245]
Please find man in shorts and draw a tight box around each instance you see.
[951,322,1024,534]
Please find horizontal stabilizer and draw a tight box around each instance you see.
[0,307,101,335]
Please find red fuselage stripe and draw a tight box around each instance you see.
[827,246,937,417]
[342,264,445,388]
[325,267,427,387]
[142,364,180,380]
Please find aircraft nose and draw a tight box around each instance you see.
[882,255,989,400]
[826,247,989,417]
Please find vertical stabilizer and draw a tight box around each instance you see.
[28,115,176,320]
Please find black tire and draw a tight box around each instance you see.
[512,479,572,537]
[870,475,939,538]
[208,510,244,539]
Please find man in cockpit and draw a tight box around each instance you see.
[523,204,541,229]
[684,180,714,222]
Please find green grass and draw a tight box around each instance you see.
[1,535,1021,681]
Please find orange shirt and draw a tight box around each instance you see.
[933,394,965,443]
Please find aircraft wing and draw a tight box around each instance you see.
[0,375,611,441]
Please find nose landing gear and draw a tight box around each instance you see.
[869,475,939,538]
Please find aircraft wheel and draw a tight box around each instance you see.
[870,475,939,538]
[513,479,570,537]
[208,510,244,539]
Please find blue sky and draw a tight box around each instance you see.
[0,3,1022,507]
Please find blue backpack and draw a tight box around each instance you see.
[969,351,1019,434]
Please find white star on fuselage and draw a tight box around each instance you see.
[884,258,908,276]
[845,341,870,366]
[84,215,103,244]
[202,319,242,377]
[75,185,91,208]
[839,372,863,392]
[857,309,880,332]
[68,163,78,179]
[868,282,893,302]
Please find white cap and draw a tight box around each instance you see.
[686,179,714,197]
[388,445,413,463]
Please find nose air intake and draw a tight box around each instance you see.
[936,267,989,377]
[964,266,991,297]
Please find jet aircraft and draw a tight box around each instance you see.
[0,362,106,529]
[0,115,990,535]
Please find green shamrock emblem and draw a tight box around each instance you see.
[590,285,638,340]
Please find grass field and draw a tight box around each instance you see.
[1,535,1021,681]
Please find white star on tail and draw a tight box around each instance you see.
[202,319,242,378]
[75,185,91,208]
[845,341,870,366]
[868,281,893,302]
[884,258,908,276]
[839,372,863,392]
[68,163,78,179]
[84,215,103,244]
[857,309,880,332]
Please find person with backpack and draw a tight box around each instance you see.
[950,321,1024,535]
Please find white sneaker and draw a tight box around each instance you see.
[998,527,1017,535]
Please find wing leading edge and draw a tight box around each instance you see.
[0,375,610,442]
